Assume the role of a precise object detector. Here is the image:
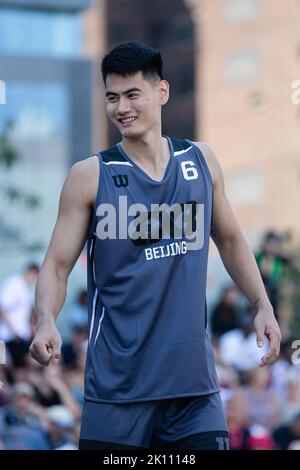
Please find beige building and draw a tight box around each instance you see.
[185,0,300,245]
[82,0,300,243]
[83,0,108,150]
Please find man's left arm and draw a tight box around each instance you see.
[198,142,281,366]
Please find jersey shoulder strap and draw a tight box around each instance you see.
[97,144,126,163]
[169,137,192,153]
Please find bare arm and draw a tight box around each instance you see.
[30,156,99,366]
[198,142,281,365]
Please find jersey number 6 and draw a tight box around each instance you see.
[181,161,199,181]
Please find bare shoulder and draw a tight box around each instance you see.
[194,141,224,187]
[70,154,99,178]
[63,155,99,206]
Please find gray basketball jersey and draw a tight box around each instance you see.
[85,136,219,403]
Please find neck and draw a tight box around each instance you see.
[121,129,170,173]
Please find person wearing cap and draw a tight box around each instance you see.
[45,405,77,450]
[0,381,49,450]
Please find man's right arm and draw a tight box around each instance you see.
[30,156,99,366]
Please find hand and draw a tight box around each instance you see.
[254,306,281,366]
[29,321,62,367]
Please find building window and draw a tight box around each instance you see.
[0,8,82,58]
[225,49,260,83]
[222,0,260,25]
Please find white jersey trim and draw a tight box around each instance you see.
[94,305,105,347]
[174,146,192,157]
[103,161,133,166]
[88,288,98,344]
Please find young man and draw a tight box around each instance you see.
[30,42,281,450]
[0,263,39,367]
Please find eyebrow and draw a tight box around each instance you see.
[105,87,142,97]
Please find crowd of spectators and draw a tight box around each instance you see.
[0,230,299,450]
[0,264,87,449]
[211,231,300,449]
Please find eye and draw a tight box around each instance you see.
[107,96,118,103]
[128,93,139,99]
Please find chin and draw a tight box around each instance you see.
[121,128,143,139]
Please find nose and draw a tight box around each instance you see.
[117,96,131,115]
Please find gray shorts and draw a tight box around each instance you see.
[79,392,229,450]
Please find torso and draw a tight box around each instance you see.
[85,140,216,211]
[83,136,220,403]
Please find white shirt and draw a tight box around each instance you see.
[219,328,268,371]
[0,275,33,341]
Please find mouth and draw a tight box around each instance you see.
[118,116,137,126]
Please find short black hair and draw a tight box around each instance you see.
[101,42,163,85]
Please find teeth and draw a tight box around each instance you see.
[120,117,136,123]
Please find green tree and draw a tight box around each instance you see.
[0,120,41,247]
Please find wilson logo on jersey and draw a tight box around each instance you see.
[112,175,128,187]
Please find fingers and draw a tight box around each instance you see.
[256,327,265,348]
[255,317,265,348]
[260,329,281,366]
[29,337,62,367]
[29,340,52,366]
[29,325,62,367]
[51,338,62,366]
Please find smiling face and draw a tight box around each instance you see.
[105,71,169,139]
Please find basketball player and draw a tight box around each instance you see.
[30,42,281,450]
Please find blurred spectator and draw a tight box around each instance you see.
[212,337,240,402]
[0,263,39,367]
[255,231,289,317]
[61,325,88,370]
[64,343,87,405]
[271,338,300,423]
[246,424,276,450]
[283,369,300,423]
[26,362,81,419]
[271,338,297,392]
[219,313,268,372]
[273,413,300,450]
[243,367,281,431]
[68,289,88,329]
[210,285,242,338]
[225,388,250,450]
[45,405,77,450]
[0,381,49,450]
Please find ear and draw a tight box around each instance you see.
[159,80,169,106]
